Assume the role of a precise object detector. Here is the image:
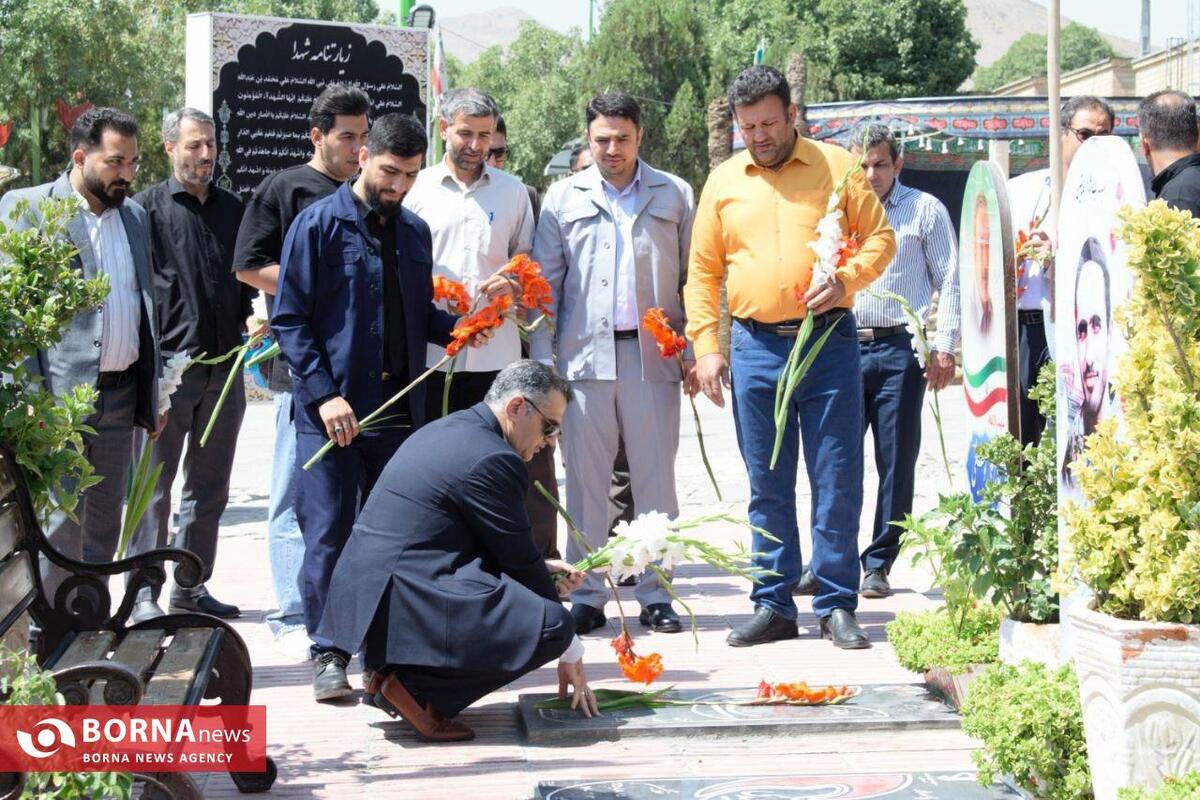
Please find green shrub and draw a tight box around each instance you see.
[1066,201,1200,624]
[886,604,1000,675]
[0,198,109,523]
[0,648,131,799]
[961,661,1092,800]
[1119,772,1200,799]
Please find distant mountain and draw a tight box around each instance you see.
[966,0,1140,69]
[439,6,536,64]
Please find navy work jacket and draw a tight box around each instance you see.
[272,181,456,435]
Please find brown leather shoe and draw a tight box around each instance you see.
[362,670,382,707]
[377,675,475,742]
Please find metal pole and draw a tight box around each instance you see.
[589,0,595,39]
[399,0,412,25]
[1047,0,1062,240]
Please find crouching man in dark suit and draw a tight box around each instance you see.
[317,360,600,740]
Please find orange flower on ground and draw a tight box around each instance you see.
[502,253,555,317]
[757,680,854,703]
[433,276,471,314]
[641,308,687,359]
[446,295,512,357]
[610,631,664,686]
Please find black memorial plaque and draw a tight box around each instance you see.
[211,21,425,197]
[517,684,960,745]
[535,773,1025,800]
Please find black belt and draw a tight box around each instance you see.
[613,329,639,340]
[96,367,135,388]
[734,311,844,337]
[1018,309,1044,324]
[857,324,909,342]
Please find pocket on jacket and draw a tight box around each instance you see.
[435,575,500,597]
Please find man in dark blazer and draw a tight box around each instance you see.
[273,113,504,701]
[0,108,160,598]
[318,360,598,740]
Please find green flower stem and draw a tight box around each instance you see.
[680,354,721,501]
[303,354,451,471]
[116,437,162,559]
[770,316,840,469]
[199,343,252,447]
[931,388,952,482]
[244,340,280,368]
[441,352,459,418]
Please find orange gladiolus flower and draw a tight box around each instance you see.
[757,680,854,703]
[433,276,471,314]
[836,228,860,268]
[611,631,663,685]
[446,295,512,357]
[502,254,555,317]
[642,307,687,359]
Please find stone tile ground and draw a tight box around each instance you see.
[156,389,982,798]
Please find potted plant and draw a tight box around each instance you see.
[1119,772,1200,799]
[960,660,1093,799]
[1063,200,1200,799]
[886,602,999,709]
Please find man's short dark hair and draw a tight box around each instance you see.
[850,123,899,161]
[1138,90,1199,152]
[366,113,427,159]
[586,92,641,129]
[70,107,139,153]
[485,360,574,406]
[570,142,588,170]
[494,114,508,137]
[309,84,372,134]
[727,65,791,110]
[1060,95,1115,131]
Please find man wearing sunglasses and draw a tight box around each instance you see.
[1007,95,1114,446]
[316,360,599,738]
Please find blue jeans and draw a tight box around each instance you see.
[860,333,926,572]
[266,391,305,636]
[731,313,864,619]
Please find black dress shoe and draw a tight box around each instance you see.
[726,606,798,647]
[570,603,607,635]
[638,603,682,633]
[860,568,892,598]
[793,568,818,596]
[312,650,353,702]
[169,587,241,619]
[130,599,165,625]
[819,608,872,649]
[617,574,637,587]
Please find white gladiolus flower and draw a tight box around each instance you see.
[157,352,193,416]
[659,540,688,572]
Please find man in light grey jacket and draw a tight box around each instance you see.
[0,108,161,597]
[531,92,695,636]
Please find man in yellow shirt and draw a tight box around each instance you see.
[685,66,895,649]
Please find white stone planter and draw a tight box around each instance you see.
[1069,600,1200,800]
[999,617,1065,667]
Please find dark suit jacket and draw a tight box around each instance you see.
[271,182,456,435]
[318,402,559,672]
[0,173,160,431]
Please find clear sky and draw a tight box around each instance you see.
[421,1,1192,50]
[1031,0,1189,50]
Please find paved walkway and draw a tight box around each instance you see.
[175,387,978,798]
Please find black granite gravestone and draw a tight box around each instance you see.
[211,21,425,197]
[517,684,960,745]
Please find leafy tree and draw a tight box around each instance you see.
[973,22,1116,93]
[661,79,708,191]
[458,22,586,188]
[582,0,708,187]
[704,0,823,98]
[809,0,977,101]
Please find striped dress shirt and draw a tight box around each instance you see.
[77,197,140,372]
[853,179,961,354]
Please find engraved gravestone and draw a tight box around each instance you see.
[185,12,428,198]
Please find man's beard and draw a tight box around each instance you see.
[449,144,483,175]
[366,185,402,219]
[178,159,213,186]
[83,170,129,208]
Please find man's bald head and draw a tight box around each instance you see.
[1138,90,1199,153]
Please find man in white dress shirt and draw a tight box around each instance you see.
[402,88,534,420]
[0,108,161,598]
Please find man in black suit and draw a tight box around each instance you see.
[317,360,599,740]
